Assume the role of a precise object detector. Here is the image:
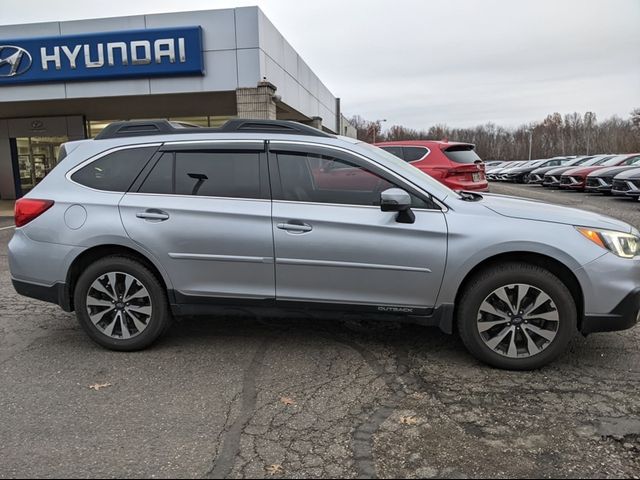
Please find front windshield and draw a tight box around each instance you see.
[582,156,610,166]
[358,142,459,198]
[598,156,620,166]
[611,155,640,166]
[569,156,594,166]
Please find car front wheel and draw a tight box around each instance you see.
[457,262,577,370]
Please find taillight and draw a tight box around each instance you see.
[15,198,54,228]
[443,164,482,179]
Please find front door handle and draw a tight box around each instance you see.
[136,210,170,221]
[277,221,313,233]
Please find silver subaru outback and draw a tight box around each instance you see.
[8,120,640,370]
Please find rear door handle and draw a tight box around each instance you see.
[136,210,170,221]
[277,221,313,233]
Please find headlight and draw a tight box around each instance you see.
[577,227,640,258]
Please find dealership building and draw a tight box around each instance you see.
[0,7,355,200]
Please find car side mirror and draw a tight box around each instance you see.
[380,188,415,224]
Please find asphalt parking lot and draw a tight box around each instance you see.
[0,187,639,479]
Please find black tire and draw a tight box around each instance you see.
[74,255,171,351]
[456,262,577,370]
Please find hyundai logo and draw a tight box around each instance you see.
[0,45,32,77]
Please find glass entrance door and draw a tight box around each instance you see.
[15,136,68,195]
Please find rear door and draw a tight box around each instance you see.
[119,141,275,302]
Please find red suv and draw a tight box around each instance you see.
[375,141,488,191]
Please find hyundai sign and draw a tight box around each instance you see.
[0,27,204,85]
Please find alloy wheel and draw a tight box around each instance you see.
[86,272,153,340]
[477,283,559,358]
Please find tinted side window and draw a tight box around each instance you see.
[139,151,262,199]
[71,146,157,192]
[379,146,403,160]
[175,152,261,198]
[276,152,431,208]
[139,153,173,194]
[403,147,428,162]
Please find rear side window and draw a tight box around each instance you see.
[71,146,157,192]
[379,146,403,159]
[139,153,173,194]
[139,150,262,199]
[379,146,428,163]
[443,146,482,164]
[402,147,428,162]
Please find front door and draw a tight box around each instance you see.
[269,143,448,310]
[119,142,275,302]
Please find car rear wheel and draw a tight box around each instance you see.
[457,262,576,370]
[74,256,171,351]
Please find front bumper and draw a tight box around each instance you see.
[528,174,545,184]
[576,253,640,335]
[582,288,640,335]
[543,176,561,187]
[559,177,585,190]
[585,177,612,193]
[611,179,640,198]
[611,189,640,198]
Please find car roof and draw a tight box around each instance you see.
[58,122,459,203]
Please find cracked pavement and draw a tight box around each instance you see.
[0,184,639,479]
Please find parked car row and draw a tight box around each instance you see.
[488,154,640,199]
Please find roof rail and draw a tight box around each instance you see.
[94,119,334,140]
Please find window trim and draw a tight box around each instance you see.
[65,143,162,194]
[267,141,445,211]
[159,139,266,152]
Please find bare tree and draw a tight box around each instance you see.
[631,108,640,130]
[349,110,640,160]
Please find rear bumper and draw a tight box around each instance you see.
[582,288,640,335]
[443,180,489,192]
[11,279,72,312]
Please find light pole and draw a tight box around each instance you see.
[372,119,387,143]
[527,129,533,161]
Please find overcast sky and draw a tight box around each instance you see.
[2,0,639,129]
